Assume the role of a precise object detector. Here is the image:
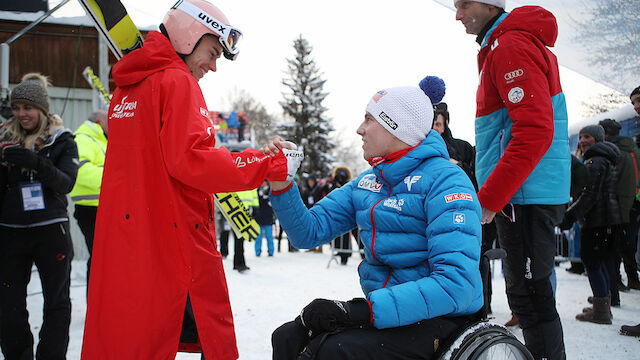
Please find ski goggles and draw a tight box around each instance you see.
[174,0,243,60]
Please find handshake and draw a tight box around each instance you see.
[261,136,304,184]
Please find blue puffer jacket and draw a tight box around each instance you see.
[270,130,483,329]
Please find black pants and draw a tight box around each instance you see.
[219,230,246,269]
[480,222,498,312]
[73,205,97,287]
[272,316,465,360]
[615,222,639,285]
[0,222,73,360]
[580,227,615,298]
[495,204,565,360]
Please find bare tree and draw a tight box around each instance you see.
[225,88,278,146]
[573,0,640,93]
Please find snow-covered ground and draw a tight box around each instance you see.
[11,243,640,359]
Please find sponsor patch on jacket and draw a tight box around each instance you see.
[453,212,466,225]
[383,198,404,211]
[444,193,473,203]
[404,176,421,191]
[504,68,526,84]
[358,174,383,193]
[110,96,137,119]
[200,107,209,117]
[508,87,524,104]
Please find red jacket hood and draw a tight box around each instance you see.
[112,31,190,87]
[489,6,558,48]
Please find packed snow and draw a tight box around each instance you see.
[10,240,640,359]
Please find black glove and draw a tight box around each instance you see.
[558,215,574,231]
[2,146,40,170]
[300,298,371,332]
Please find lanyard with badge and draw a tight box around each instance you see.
[20,166,45,212]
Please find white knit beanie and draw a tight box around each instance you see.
[454,0,505,9]
[365,76,445,147]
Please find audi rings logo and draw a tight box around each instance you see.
[504,69,524,82]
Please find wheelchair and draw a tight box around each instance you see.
[435,249,534,360]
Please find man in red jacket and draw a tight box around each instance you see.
[81,1,301,359]
[455,1,570,359]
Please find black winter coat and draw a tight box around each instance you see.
[608,135,640,223]
[0,129,78,226]
[564,142,621,230]
[440,127,478,191]
[254,185,274,226]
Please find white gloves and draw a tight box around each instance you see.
[282,142,304,181]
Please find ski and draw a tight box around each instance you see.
[78,0,260,242]
[82,66,110,107]
[77,0,143,59]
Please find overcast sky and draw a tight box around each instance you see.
[52,0,613,145]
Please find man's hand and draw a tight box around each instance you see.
[261,135,295,155]
[481,207,497,225]
[300,298,370,333]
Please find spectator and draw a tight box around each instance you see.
[325,166,355,265]
[432,102,477,190]
[80,1,301,359]
[266,77,483,360]
[232,188,259,271]
[69,109,108,288]
[454,1,570,358]
[565,154,589,275]
[560,125,620,324]
[255,181,275,257]
[598,118,640,294]
[620,85,640,338]
[0,73,78,359]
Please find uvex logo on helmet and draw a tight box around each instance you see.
[198,12,226,34]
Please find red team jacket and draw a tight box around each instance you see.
[81,31,287,359]
[474,6,569,212]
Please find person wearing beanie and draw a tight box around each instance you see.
[0,73,78,359]
[560,125,621,325]
[455,1,570,359]
[598,118,640,298]
[81,2,302,359]
[265,76,483,359]
[620,85,640,338]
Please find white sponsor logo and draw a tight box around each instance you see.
[508,87,524,103]
[444,193,473,203]
[453,212,466,225]
[383,198,405,211]
[235,155,269,168]
[358,174,383,193]
[491,39,499,51]
[504,69,524,82]
[403,176,421,192]
[200,107,208,117]
[111,96,137,119]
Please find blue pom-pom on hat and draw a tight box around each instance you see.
[418,76,446,105]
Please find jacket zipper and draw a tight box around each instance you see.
[369,170,392,264]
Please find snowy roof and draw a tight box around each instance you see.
[568,104,638,135]
[0,10,155,31]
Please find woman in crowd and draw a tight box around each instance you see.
[560,125,620,324]
[0,73,78,359]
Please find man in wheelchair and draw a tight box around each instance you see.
[264,77,485,359]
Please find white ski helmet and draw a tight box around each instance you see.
[163,0,242,60]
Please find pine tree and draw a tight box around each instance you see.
[280,35,335,179]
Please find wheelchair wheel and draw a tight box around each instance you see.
[440,322,533,360]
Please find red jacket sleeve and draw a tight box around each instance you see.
[477,35,555,212]
[158,73,287,193]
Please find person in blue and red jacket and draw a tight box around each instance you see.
[264,76,483,360]
[454,1,570,359]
